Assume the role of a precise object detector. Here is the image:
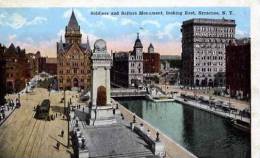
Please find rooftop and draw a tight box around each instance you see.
[183,18,236,26]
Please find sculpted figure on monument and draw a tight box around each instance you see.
[94,39,107,52]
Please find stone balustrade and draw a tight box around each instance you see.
[131,122,166,157]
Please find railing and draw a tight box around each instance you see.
[111,88,147,97]
[113,99,197,158]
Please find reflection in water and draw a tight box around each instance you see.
[117,99,250,158]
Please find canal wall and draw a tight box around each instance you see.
[175,97,250,123]
[112,99,197,158]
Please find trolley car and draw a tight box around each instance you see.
[35,99,50,120]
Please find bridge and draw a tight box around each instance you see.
[111,88,147,98]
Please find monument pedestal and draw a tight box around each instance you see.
[89,105,116,126]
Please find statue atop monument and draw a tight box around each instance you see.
[94,39,107,53]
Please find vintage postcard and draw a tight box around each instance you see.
[0,1,258,158]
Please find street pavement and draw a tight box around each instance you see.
[0,88,75,158]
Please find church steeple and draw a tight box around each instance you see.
[67,10,79,30]
[65,10,82,44]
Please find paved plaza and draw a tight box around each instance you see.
[82,123,154,157]
[0,88,75,158]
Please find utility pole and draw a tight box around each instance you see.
[64,89,66,111]
[67,98,70,147]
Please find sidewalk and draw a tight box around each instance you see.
[0,94,19,126]
[0,104,16,126]
[175,97,250,123]
[157,84,250,111]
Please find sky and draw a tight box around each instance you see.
[0,7,250,57]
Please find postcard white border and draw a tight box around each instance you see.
[0,0,259,157]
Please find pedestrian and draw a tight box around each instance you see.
[113,108,115,115]
[56,142,60,150]
[61,129,64,137]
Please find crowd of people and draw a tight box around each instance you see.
[0,98,20,124]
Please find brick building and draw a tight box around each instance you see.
[143,43,160,75]
[57,11,92,90]
[1,43,31,93]
[26,53,39,77]
[0,44,6,104]
[226,38,250,99]
[38,57,57,75]
[181,18,236,87]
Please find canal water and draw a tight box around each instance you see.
[117,99,250,158]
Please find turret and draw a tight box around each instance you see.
[133,33,143,54]
[148,43,154,53]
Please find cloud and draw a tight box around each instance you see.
[0,12,47,29]
[7,13,27,29]
[156,22,181,40]
[57,29,65,38]
[63,9,106,30]
[236,29,250,38]
[27,17,47,25]
[101,15,118,21]
[141,20,160,28]
[120,18,138,26]
[8,34,17,41]
[81,31,100,47]
[63,9,86,22]
[107,36,181,56]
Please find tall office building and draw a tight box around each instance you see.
[181,18,236,87]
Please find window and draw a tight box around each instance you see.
[74,69,77,74]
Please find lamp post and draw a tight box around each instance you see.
[67,97,70,148]
[63,89,66,111]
